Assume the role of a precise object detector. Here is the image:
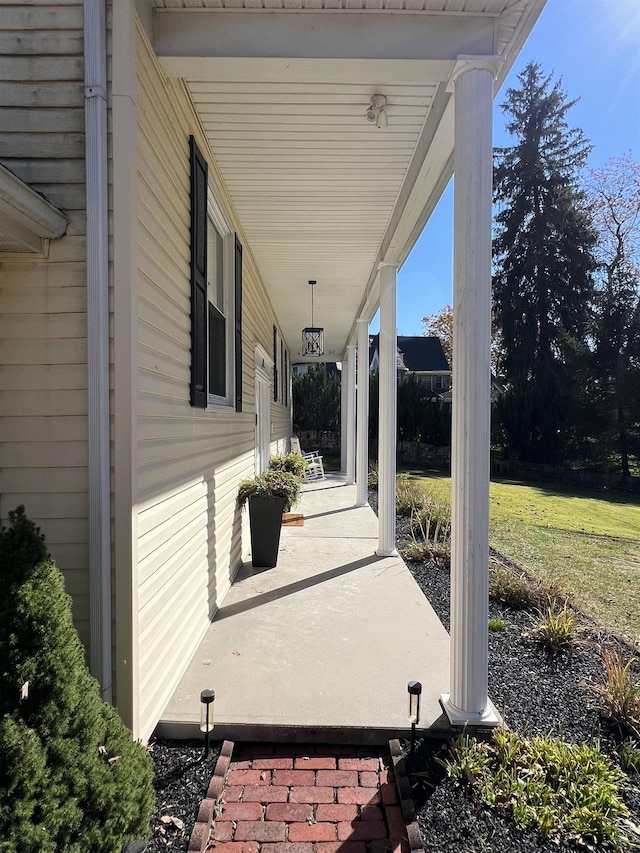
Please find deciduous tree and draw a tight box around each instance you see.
[587,154,640,477]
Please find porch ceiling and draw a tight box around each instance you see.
[150,0,545,361]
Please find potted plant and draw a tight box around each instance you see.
[238,469,302,567]
[268,451,308,479]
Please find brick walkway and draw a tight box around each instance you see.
[192,743,411,853]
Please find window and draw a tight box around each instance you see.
[190,136,242,411]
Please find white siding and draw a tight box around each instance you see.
[0,0,89,645]
[134,30,291,740]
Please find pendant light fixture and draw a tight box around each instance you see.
[301,279,324,357]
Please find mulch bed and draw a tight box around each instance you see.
[146,498,640,852]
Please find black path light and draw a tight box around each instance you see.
[200,688,215,758]
[301,280,324,357]
[122,841,148,853]
[407,680,422,753]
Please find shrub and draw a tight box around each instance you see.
[489,563,570,613]
[395,475,427,516]
[525,602,577,654]
[589,648,640,739]
[269,452,307,479]
[0,507,154,853]
[368,464,379,490]
[488,617,507,631]
[411,499,451,546]
[489,564,537,610]
[440,729,628,847]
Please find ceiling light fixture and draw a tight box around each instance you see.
[365,94,388,129]
[301,280,324,357]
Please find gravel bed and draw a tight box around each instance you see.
[146,740,221,852]
[146,496,639,852]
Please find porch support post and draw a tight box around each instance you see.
[345,345,356,485]
[355,318,370,507]
[376,263,398,557]
[340,361,348,473]
[441,57,503,726]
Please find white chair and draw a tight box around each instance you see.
[291,436,325,481]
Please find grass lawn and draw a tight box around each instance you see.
[401,469,640,647]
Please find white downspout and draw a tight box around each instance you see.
[84,0,112,702]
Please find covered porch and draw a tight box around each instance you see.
[157,474,450,743]
[134,0,546,733]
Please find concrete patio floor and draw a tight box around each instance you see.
[156,473,451,744]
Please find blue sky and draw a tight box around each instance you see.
[374,0,640,336]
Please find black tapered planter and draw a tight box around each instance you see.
[248,495,287,567]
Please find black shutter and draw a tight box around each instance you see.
[284,350,288,406]
[190,136,208,408]
[234,235,243,412]
[273,326,278,402]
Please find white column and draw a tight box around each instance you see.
[356,319,370,507]
[376,263,398,556]
[340,362,348,473]
[345,345,356,485]
[441,58,503,726]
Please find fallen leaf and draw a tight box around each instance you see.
[20,681,29,701]
[161,815,184,830]
[108,755,121,764]
[98,745,108,756]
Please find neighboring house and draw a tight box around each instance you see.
[369,335,451,396]
[0,0,545,740]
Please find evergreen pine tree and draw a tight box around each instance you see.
[492,63,597,463]
[0,507,154,853]
[292,363,341,436]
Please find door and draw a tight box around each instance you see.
[254,346,272,474]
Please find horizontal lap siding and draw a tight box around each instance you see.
[0,1,89,646]
[135,33,276,740]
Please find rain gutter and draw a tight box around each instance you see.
[84,0,112,702]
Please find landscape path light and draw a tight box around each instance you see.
[407,680,422,753]
[200,688,215,758]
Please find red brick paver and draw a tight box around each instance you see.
[202,743,408,853]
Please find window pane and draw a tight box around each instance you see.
[207,218,224,314]
[209,302,226,397]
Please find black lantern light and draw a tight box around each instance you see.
[301,280,324,357]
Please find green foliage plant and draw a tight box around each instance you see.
[589,648,640,739]
[440,728,628,847]
[238,469,302,512]
[619,738,640,773]
[0,507,154,853]
[269,451,308,479]
[368,464,379,489]
[488,617,507,631]
[525,601,577,654]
